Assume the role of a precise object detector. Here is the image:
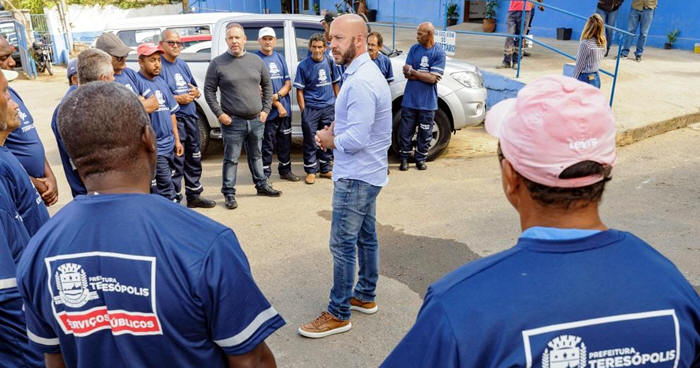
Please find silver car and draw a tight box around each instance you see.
[114,13,486,160]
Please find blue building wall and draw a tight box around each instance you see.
[192,0,276,13]
[491,0,699,51]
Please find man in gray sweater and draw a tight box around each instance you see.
[205,22,281,210]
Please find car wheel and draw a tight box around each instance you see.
[197,113,210,158]
[391,108,452,161]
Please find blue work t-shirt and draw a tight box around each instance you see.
[114,68,153,98]
[6,88,46,178]
[373,53,394,83]
[0,182,30,302]
[293,55,340,108]
[17,193,285,366]
[160,56,198,118]
[0,146,49,237]
[401,43,446,111]
[382,229,700,367]
[255,50,291,120]
[51,85,85,198]
[136,73,179,155]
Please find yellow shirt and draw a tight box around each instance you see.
[632,0,658,10]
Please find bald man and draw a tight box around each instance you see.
[159,29,216,208]
[0,36,59,206]
[300,14,392,338]
[398,22,445,171]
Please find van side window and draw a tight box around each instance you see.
[294,25,325,62]
[240,25,285,57]
[117,29,160,48]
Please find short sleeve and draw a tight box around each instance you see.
[198,230,285,356]
[184,62,198,87]
[137,77,154,98]
[405,45,415,67]
[331,63,343,84]
[279,55,290,81]
[430,48,446,76]
[381,289,459,368]
[293,63,306,90]
[16,251,61,354]
[164,88,180,114]
[384,57,395,83]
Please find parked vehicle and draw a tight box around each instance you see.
[108,13,487,160]
[32,37,53,75]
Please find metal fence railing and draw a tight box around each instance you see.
[371,0,634,107]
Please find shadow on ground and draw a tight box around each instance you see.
[318,210,481,298]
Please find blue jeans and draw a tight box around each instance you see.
[577,72,601,89]
[221,117,267,196]
[399,107,435,163]
[595,7,619,53]
[622,8,655,57]
[328,178,382,321]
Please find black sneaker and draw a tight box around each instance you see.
[280,172,301,182]
[257,184,282,197]
[175,193,183,204]
[224,195,238,210]
[416,161,427,170]
[635,54,642,62]
[187,196,216,208]
[399,160,409,171]
[497,61,512,69]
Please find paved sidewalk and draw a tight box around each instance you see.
[374,21,700,146]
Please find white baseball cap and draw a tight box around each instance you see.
[258,27,276,39]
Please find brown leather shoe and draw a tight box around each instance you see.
[305,173,316,184]
[350,297,378,314]
[319,171,333,179]
[298,311,352,338]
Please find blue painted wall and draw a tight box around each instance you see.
[192,0,272,13]
[490,0,699,51]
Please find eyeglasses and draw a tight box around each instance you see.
[164,41,183,47]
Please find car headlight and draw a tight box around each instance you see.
[451,71,482,89]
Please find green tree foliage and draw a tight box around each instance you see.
[7,0,176,14]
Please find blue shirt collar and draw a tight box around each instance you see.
[343,52,371,77]
[520,226,602,241]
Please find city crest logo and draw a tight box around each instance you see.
[53,263,99,308]
[542,335,587,368]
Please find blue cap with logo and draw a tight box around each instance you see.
[67,58,78,82]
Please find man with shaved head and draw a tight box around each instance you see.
[159,29,216,208]
[17,82,284,368]
[398,22,445,171]
[0,36,59,206]
[299,14,392,338]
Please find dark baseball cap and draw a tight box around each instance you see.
[95,32,132,58]
[66,58,78,82]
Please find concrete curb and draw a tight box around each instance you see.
[616,112,700,146]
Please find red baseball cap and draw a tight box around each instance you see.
[485,75,617,188]
[136,43,163,57]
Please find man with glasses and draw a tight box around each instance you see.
[95,32,159,114]
[0,36,59,207]
[159,29,216,208]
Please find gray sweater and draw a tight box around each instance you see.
[204,51,272,120]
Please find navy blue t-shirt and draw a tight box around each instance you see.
[401,44,446,111]
[293,55,340,108]
[373,53,394,83]
[136,73,179,155]
[114,68,153,98]
[0,182,30,302]
[51,85,85,198]
[382,229,700,367]
[6,87,46,178]
[0,146,49,236]
[17,193,285,366]
[160,56,198,118]
[255,50,291,121]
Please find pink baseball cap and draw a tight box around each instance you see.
[485,75,617,188]
[136,43,163,57]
